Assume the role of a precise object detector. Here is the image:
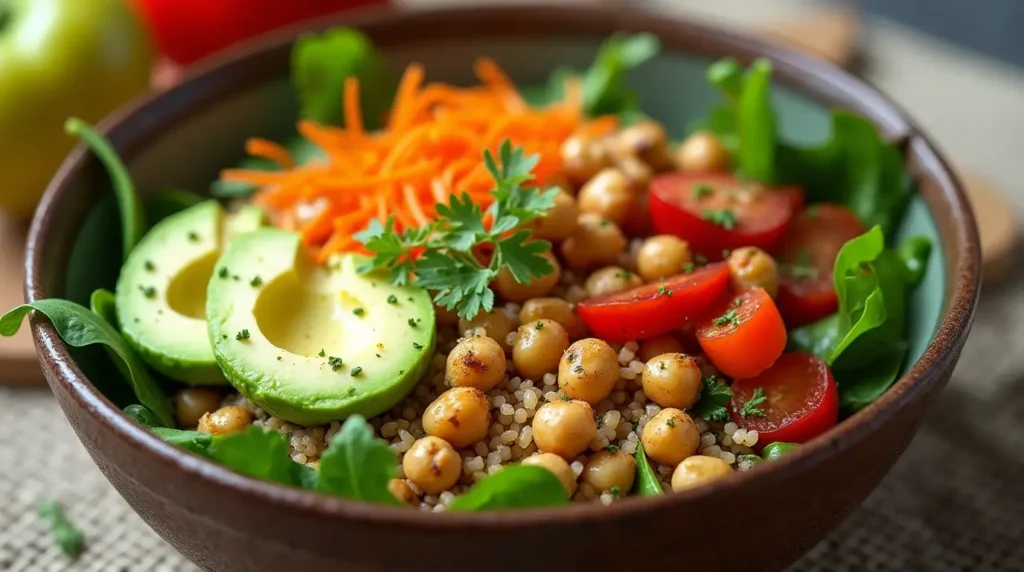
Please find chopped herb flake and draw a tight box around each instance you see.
[692,183,714,200]
[276,356,282,361]
[187,231,199,242]
[144,260,155,271]
[599,219,611,227]
[408,318,418,328]
[235,329,250,341]
[37,499,83,558]
[218,267,229,279]
[713,309,740,328]
[573,365,584,374]
[351,367,363,376]
[387,294,398,304]
[328,356,344,371]
[682,262,695,274]
[702,208,738,230]
[657,284,672,297]
[606,444,620,453]
[353,308,365,316]
[413,342,424,350]
[318,349,326,357]
[615,270,634,280]
[665,417,677,428]
[561,394,571,401]
[138,285,156,299]
[535,321,544,330]
[741,387,769,418]
[609,485,621,498]
[692,375,733,422]
[732,296,742,308]
[250,276,263,287]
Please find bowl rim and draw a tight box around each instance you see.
[25,3,980,529]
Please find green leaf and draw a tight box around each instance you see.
[691,375,733,422]
[152,427,213,455]
[316,416,400,504]
[0,300,174,427]
[65,118,145,261]
[899,235,932,287]
[449,465,569,511]
[633,443,664,497]
[736,59,777,183]
[145,189,206,223]
[123,404,166,428]
[581,33,660,117]
[494,231,554,285]
[435,193,487,252]
[207,426,297,486]
[37,500,84,559]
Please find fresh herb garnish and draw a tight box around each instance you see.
[682,262,695,274]
[535,321,544,330]
[740,387,768,418]
[236,329,250,341]
[138,285,156,299]
[218,267,229,279]
[609,485,621,499]
[187,231,199,242]
[144,260,155,271]
[353,308,365,316]
[412,342,424,350]
[615,270,634,280]
[713,309,740,328]
[351,366,363,376]
[692,183,714,200]
[250,276,263,287]
[561,394,571,401]
[702,208,738,230]
[37,500,84,558]
[692,375,733,422]
[318,349,326,357]
[387,294,398,304]
[732,297,743,308]
[657,284,672,297]
[407,318,418,328]
[665,417,676,428]
[606,444,620,453]
[328,356,344,371]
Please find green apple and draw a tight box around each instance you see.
[0,0,152,219]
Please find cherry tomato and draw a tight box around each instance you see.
[779,186,806,213]
[576,263,730,343]
[649,173,795,258]
[729,352,839,446]
[695,288,786,379]
[774,204,864,327]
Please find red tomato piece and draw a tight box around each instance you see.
[729,352,840,446]
[774,204,865,327]
[695,288,786,379]
[576,263,730,343]
[649,173,795,258]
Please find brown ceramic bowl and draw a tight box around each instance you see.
[26,4,979,572]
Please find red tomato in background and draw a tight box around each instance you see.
[130,0,388,65]
[576,263,730,343]
[695,288,786,380]
[648,173,797,259]
[729,352,840,446]
[774,204,864,327]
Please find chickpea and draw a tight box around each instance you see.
[581,450,636,494]
[513,319,570,380]
[530,190,578,242]
[637,335,684,363]
[388,478,420,506]
[671,455,733,492]
[675,131,731,173]
[640,408,699,466]
[402,436,461,495]
[494,251,561,302]
[519,298,588,340]
[613,120,674,172]
[173,388,222,428]
[584,266,642,299]
[642,353,703,409]
[422,387,491,448]
[727,247,779,298]
[561,131,612,186]
[615,155,654,191]
[446,336,506,391]
[532,399,597,459]
[521,452,578,495]
[560,213,627,270]
[459,309,513,351]
[558,338,619,404]
[197,406,252,436]
[578,168,634,224]
[637,235,692,281]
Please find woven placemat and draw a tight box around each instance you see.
[3,268,1023,571]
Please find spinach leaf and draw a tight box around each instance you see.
[65,118,145,261]
[448,465,568,511]
[152,427,213,455]
[633,443,664,497]
[124,404,166,428]
[207,426,299,486]
[37,500,84,559]
[0,300,174,427]
[316,415,399,505]
[145,189,206,223]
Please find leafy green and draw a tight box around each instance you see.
[633,443,664,497]
[37,500,84,558]
[207,427,302,486]
[739,387,768,418]
[145,189,205,223]
[0,300,174,427]
[692,375,733,422]
[581,33,660,117]
[124,404,166,428]
[357,140,558,319]
[449,465,569,511]
[316,416,399,505]
[152,427,214,455]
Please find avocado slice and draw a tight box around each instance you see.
[115,200,265,385]
[206,229,436,426]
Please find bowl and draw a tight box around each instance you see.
[25,4,979,571]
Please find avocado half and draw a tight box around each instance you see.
[206,229,436,426]
[115,200,264,385]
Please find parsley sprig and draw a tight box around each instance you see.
[740,387,769,418]
[356,140,558,319]
[691,375,733,422]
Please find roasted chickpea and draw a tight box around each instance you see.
[521,452,578,495]
[642,353,703,409]
[584,266,642,299]
[616,156,654,191]
[530,190,578,242]
[637,335,684,363]
[422,387,491,448]
[197,406,252,436]
[561,131,612,185]
[446,336,506,391]
[513,319,570,380]
[671,455,733,492]
[558,338,619,404]
[388,478,420,506]
[459,309,513,350]
[560,214,627,270]
[727,247,779,298]
[173,388,222,428]
[637,235,692,281]
[581,450,636,493]
[640,408,699,466]
[519,298,589,340]
[613,120,674,171]
[403,436,461,495]
[577,168,634,224]
[494,251,561,302]
[532,399,597,459]
[675,131,731,173]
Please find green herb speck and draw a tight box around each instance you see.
[561,394,571,401]
[276,356,282,361]
[138,285,156,299]
[319,349,326,357]
[666,417,676,428]
[713,309,740,328]
[235,329,250,341]
[328,356,344,371]
[218,267,229,279]
[702,208,738,230]
[37,499,83,558]
[657,284,672,297]
[695,254,708,266]
[413,342,424,350]
[250,276,263,287]
[187,231,199,242]
[741,387,769,418]
[387,295,398,304]
[408,318,418,328]
[606,444,620,453]
[353,308,365,316]
[692,183,714,200]
[535,321,544,330]
[144,260,155,271]
[351,366,363,376]
[683,262,695,274]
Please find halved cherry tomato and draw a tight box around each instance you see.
[779,186,806,213]
[576,263,730,343]
[695,288,786,379]
[729,352,839,446]
[774,204,864,327]
[649,173,796,258]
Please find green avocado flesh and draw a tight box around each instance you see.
[206,229,436,426]
[116,201,264,385]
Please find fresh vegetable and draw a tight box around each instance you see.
[730,353,839,445]
[649,173,796,256]
[315,416,400,505]
[696,289,787,379]
[576,263,731,343]
[37,499,84,558]
[448,465,569,511]
[761,442,801,461]
[691,375,733,422]
[206,426,307,486]
[633,443,664,497]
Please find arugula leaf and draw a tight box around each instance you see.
[152,427,213,455]
[37,500,84,558]
[0,300,174,427]
[207,426,300,486]
[692,375,733,422]
[449,465,568,511]
[124,404,166,428]
[633,443,664,497]
[582,33,660,117]
[316,415,399,504]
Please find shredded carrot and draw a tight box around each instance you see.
[220,58,616,262]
